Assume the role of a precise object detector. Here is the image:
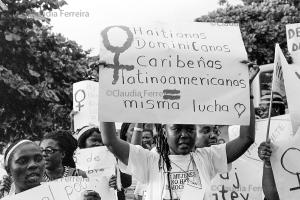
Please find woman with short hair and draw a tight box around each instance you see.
[40,130,87,181]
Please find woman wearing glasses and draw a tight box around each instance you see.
[40,130,87,181]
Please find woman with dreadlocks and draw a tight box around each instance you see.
[99,63,259,200]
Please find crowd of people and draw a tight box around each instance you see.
[0,62,286,200]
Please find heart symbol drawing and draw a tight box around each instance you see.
[234,103,246,118]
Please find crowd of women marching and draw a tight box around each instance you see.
[0,60,287,200]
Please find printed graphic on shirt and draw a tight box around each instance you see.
[162,170,202,200]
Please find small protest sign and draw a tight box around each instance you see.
[2,176,117,200]
[1,183,57,200]
[271,128,300,200]
[286,23,300,64]
[99,22,250,125]
[74,146,116,178]
[49,176,117,200]
[271,44,286,98]
[73,80,99,131]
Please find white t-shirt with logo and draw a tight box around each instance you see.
[120,143,230,200]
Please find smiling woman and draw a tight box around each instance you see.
[3,140,45,196]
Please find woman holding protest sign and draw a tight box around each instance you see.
[99,61,259,200]
[0,140,45,197]
[76,125,132,200]
[258,140,280,200]
[40,130,87,181]
[257,91,286,200]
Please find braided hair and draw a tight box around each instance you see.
[120,123,131,141]
[155,124,173,199]
[42,130,78,168]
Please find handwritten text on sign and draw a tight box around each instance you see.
[74,146,116,178]
[72,81,99,131]
[99,22,250,125]
[2,177,116,200]
[208,126,263,200]
[286,23,300,64]
[207,159,263,200]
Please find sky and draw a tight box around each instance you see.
[48,0,243,129]
[49,0,242,55]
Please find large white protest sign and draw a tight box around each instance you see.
[99,22,250,125]
[271,128,300,200]
[73,80,98,131]
[286,23,300,64]
[229,114,293,162]
[2,176,117,200]
[207,127,263,200]
[278,43,300,133]
[74,146,116,178]
[207,158,263,200]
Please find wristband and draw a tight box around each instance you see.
[134,127,143,132]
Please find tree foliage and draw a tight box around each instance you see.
[196,0,300,64]
[0,0,99,142]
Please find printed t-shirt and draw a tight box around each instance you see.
[119,143,230,200]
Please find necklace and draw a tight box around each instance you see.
[170,155,192,177]
[43,166,70,182]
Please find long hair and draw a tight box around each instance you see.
[155,124,173,199]
[42,130,77,168]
